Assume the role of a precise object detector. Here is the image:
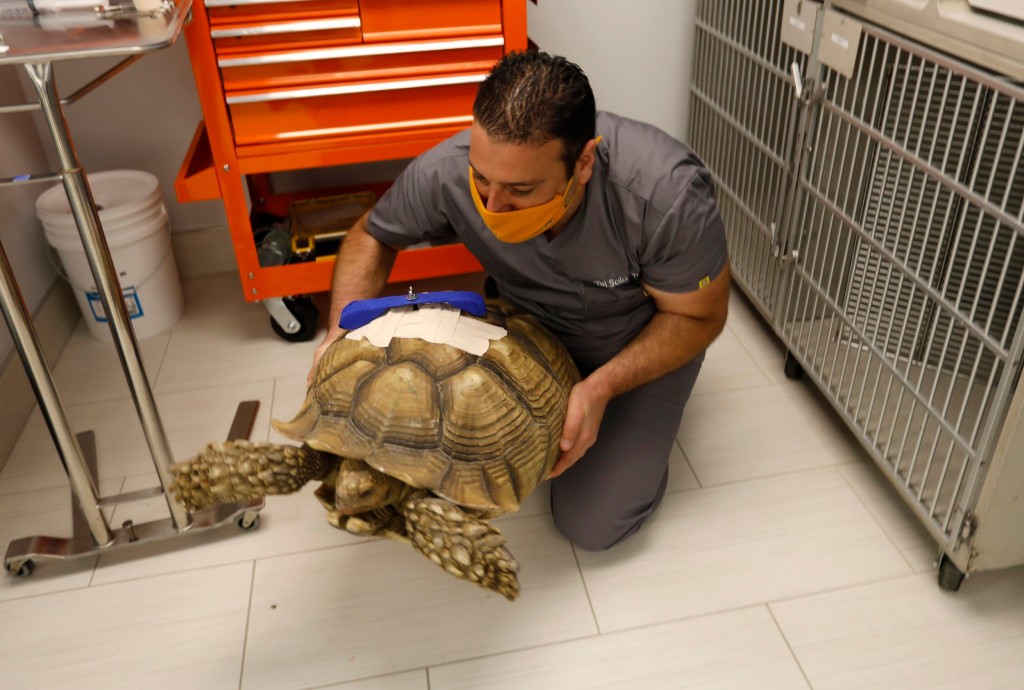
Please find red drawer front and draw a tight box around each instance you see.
[206,0,360,24]
[359,0,502,41]
[227,74,485,146]
[219,36,504,91]
[212,21,362,55]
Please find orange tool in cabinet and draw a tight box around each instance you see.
[175,0,527,340]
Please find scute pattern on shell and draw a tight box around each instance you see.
[273,301,580,513]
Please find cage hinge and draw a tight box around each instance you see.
[959,513,979,544]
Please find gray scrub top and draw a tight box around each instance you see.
[366,111,728,371]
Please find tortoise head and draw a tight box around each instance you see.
[333,457,411,515]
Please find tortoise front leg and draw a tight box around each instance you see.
[326,506,409,542]
[399,492,520,601]
[171,440,333,512]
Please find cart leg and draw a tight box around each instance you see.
[784,350,804,379]
[937,554,965,592]
[23,61,190,530]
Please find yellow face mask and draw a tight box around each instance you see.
[469,166,580,243]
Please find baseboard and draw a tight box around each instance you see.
[0,280,80,472]
[171,225,237,278]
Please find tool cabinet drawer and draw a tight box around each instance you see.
[205,0,360,24]
[218,36,504,91]
[359,0,502,41]
[226,73,486,145]
[211,17,362,54]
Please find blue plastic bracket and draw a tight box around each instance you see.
[340,288,486,330]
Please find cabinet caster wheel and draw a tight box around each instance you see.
[937,554,965,591]
[5,559,35,578]
[237,512,261,531]
[784,351,804,380]
[269,297,319,342]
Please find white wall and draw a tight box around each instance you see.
[0,65,58,365]
[527,0,698,143]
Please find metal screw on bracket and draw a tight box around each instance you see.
[406,286,418,301]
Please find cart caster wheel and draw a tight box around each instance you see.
[237,512,261,531]
[5,559,34,578]
[937,554,965,592]
[784,351,804,380]
[270,297,319,342]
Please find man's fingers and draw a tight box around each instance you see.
[548,451,574,479]
[559,393,584,451]
[308,337,335,385]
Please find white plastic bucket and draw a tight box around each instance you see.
[36,170,163,229]
[37,171,184,341]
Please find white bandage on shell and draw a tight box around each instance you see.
[345,305,507,356]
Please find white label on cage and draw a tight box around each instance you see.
[781,0,819,55]
[818,10,862,79]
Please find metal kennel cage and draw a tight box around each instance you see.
[689,0,1024,589]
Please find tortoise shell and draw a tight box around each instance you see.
[273,301,580,513]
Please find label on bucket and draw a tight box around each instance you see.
[87,287,144,322]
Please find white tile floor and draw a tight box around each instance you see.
[2,273,1023,690]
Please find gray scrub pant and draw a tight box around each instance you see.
[549,354,703,551]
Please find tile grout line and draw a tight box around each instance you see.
[676,439,704,489]
[765,603,815,690]
[78,540,377,592]
[422,601,814,680]
[150,328,173,390]
[570,541,603,635]
[764,569,929,611]
[835,463,939,575]
[237,560,257,690]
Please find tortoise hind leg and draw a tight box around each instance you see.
[400,493,520,601]
[171,440,333,512]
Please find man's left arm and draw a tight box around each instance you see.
[550,261,731,477]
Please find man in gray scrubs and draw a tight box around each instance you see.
[311,51,730,550]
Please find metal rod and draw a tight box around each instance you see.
[22,61,191,531]
[0,54,143,115]
[790,261,979,459]
[0,171,63,188]
[0,237,114,548]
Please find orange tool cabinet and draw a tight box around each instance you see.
[175,0,527,339]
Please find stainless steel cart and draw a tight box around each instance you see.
[690,0,1024,589]
[0,0,262,577]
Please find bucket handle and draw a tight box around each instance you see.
[46,238,175,295]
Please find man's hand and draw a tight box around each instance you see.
[549,377,610,478]
[308,328,344,385]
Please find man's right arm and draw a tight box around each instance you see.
[309,210,398,382]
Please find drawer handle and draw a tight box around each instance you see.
[226,74,487,104]
[205,0,331,7]
[271,115,475,141]
[211,17,361,39]
[219,36,505,68]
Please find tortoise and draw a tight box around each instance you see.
[171,300,580,600]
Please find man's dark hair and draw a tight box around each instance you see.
[473,51,596,179]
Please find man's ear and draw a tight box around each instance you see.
[575,137,600,185]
